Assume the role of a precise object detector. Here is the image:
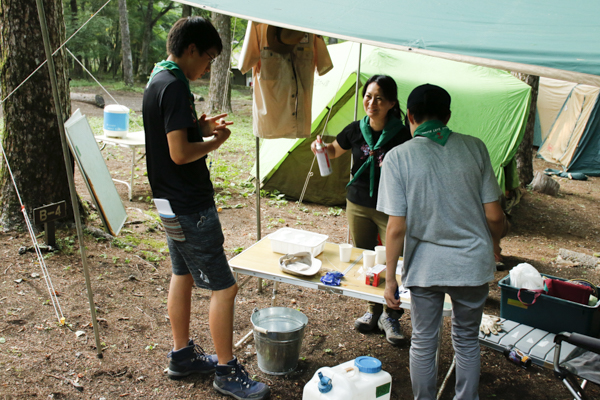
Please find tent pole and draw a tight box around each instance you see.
[353,43,362,122]
[35,0,103,358]
[255,136,263,292]
[346,43,362,244]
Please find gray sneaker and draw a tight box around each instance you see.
[378,311,405,345]
[354,303,383,333]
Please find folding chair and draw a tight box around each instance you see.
[554,332,600,400]
[479,320,600,400]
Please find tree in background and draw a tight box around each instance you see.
[118,0,134,86]
[136,0,176,78]
[511,72,539,187]
[207,12,232,113]
[182,4,192,18]
[0,0,73,230]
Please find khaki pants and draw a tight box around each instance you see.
[346,199,401,316]
[346,199,389,250]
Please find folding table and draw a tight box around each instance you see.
[95,131,146,201]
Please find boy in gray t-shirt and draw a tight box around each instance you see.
[377,84,506,400]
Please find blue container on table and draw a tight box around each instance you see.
[103,104,129,138]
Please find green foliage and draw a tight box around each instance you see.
[327,207,343,216]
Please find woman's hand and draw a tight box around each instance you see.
[310,135,326,155]
[199,113,233,137]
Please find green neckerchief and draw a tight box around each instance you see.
[148,60,198,126]
[413,120,452,146]
[346,115,404,197]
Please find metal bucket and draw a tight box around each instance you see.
[251,307,308,375]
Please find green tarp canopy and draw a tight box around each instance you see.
[256,43,531,205]
[176,0,600,86]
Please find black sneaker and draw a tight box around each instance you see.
[213,357,270,400]
[167,339,218,380]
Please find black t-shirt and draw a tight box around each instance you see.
[336,120,411,208]
[142,70,214,214]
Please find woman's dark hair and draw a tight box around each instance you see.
[362,75,405,121]
[167,17,223,58]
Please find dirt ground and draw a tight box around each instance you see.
[0,87,599,400]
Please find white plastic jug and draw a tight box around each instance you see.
[302,357,391,400]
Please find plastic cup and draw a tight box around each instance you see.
[363,250,376,269]
[339,243,352,262]
[375,245,386,265]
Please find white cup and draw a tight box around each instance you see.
[363,250,376,269]
[339,243,352,263]
[375,245,386,265]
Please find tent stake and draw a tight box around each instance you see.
[35,0,103,358]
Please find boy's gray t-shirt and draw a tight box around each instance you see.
[377,132,502,288]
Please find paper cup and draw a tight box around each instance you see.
[363,250,376,269]
[375,245,386,265]
[339,243,352,262]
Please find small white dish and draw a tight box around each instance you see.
[280,257,322,277]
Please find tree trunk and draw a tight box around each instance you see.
[182,5,192,18]
[137,0,154,78]
[69,0,83,78]
[0,0,73,230]
[207,12,232,114]
[328,37,338,44]
[511,72,539,187]
[70,93,105,107]
[137,1,175,79]
[118,0,133,86]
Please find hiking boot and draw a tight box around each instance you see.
[213,357,270,400]
[354,303,383,333]
[167,339,218,380]
[378,311,405,345]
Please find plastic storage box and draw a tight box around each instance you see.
[499,274,600,336]
[268,228,328,257]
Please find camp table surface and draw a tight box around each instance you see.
[229,238,452,316]
[95,131,146,201]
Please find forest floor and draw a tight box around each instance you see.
[0,84,599,399]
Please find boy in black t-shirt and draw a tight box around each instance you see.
[143,17,269,400]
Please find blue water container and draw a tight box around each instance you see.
[103,104,129,138]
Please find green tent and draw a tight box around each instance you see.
[255,42,531,205]
[537,80,600,176]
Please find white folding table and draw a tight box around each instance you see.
[95,131,146,201]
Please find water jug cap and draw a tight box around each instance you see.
[317,371,332,393]
[355,356,382,373]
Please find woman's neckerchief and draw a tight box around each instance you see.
[413,120,452,146]
[148,60,198,126]
[346,115,404,197]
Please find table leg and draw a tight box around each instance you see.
[129,148,135,201]
[271,282,278,307]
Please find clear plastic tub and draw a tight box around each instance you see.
[268,228,328,257]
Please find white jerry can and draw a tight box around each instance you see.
[302,357,392,400]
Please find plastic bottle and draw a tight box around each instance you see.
[503,345,531,369]
[302,357,391,400]
[315,136,332,177]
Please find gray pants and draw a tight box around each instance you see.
[409,284,488,400]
